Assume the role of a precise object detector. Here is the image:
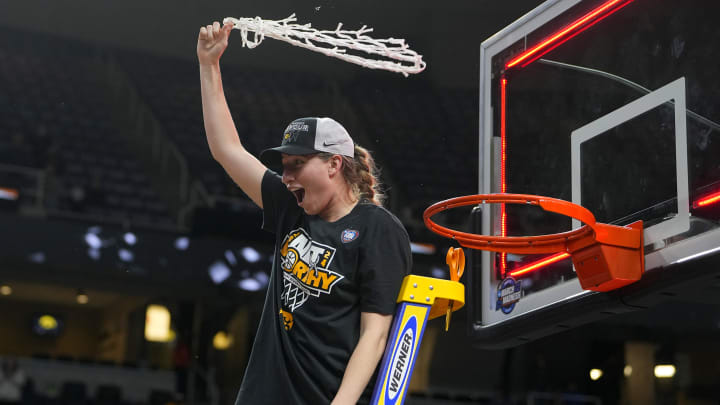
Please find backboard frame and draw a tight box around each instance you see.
[470,0,720,348]
[571,77,690,245]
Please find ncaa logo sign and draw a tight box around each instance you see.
[385,315,417,403]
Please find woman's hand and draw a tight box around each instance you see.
[197,21,234,66]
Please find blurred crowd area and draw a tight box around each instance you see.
[0,26,478,239]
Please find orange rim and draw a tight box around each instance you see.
[423,194,597,254]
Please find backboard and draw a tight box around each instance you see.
[469,0,720,347]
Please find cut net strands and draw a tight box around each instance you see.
[223,14,426,77]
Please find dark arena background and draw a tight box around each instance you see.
[1,0,720,404]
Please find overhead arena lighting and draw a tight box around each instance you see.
[208,261,232,285]
[174,236,190,251]
[124,232,137,246]
[28,251,46,264]
[237,271,269,291]
[241,247,261,263]
[238,278,263,291]
[253,272,269,286]
[84,232,102,249]
[87,247,101,261]
[225,250,238,265]
[118,248,134,263]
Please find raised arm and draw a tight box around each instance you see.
[197,21,267,207]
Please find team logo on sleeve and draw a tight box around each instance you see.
[341,229,359,243]
[279,228,344,311]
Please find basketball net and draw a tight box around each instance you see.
[282,274,310,311]
[223,14,426,77]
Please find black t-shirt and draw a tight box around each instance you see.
[235,170,412,405]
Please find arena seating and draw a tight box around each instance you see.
[0,28,174,227]
[17,356,175,405]
[117,51,329,199]
[1,26,478,233]
[117,50,478,232]
[346,79,478,204]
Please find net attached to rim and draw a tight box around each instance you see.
[223,14,426,77]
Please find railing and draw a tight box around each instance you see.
[178,180,212,228]
[179,180,261,229]
[105,55,189,227]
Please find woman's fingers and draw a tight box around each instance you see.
[197,21,230,65]
[222,22,234,38]
[213,21,221,38]
[199,21,230,43]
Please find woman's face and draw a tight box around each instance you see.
[281,154,335,216]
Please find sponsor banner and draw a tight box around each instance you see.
[371,303,430,405]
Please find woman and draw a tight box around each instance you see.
[197,21,412,404]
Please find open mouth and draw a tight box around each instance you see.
[292,188,305,204]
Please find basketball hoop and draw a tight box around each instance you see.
[424,194,645,292]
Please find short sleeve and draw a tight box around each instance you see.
[358,209,413,314]
[261,170,298,233]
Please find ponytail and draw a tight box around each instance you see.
[318,145,384,206]
[349,145,384,206]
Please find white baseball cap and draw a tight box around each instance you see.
[260,117,355,166]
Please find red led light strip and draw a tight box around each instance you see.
[518,2,633,68]
[694,191,720,208]
[501,77,507,195]
[509,252,571,278]
[500,77,508,276]
[498,0,636,278]
[506,0,635,69]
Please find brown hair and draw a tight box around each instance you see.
[318,145,384,206]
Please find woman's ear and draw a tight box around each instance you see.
[328,155,343,176]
